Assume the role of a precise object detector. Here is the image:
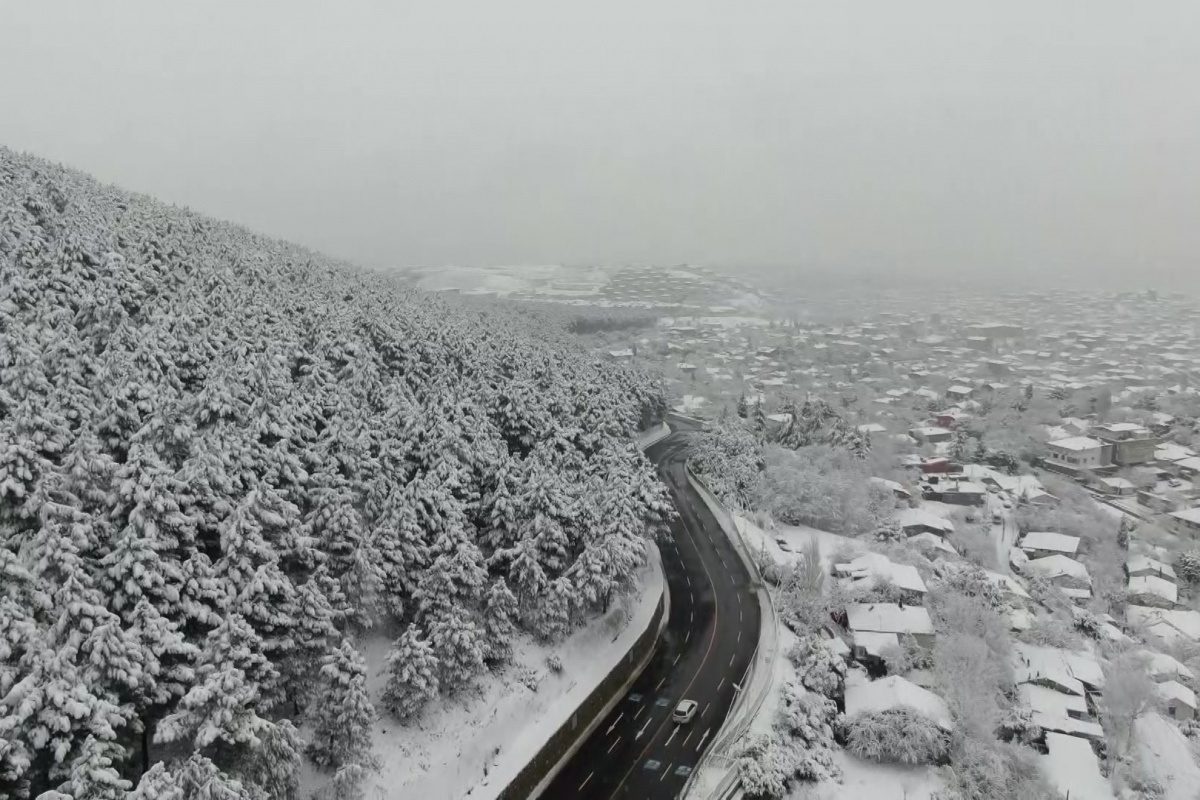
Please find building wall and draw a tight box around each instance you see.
[1049,446,1104,469]
[1113,437,1159,466]
[1168,701,1195,721]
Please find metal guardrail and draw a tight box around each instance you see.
[679,466,782,800]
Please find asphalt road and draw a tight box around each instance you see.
[541,430,761,800]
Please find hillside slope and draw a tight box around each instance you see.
[0,148,672,799]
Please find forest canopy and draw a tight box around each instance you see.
[0,149,672,799]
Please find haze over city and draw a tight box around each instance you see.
[3,0,1199,287]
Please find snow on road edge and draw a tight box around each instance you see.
[303,544,665,800]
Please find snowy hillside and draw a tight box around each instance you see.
[0,148,675,799]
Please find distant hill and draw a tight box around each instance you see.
[0,148,672,798]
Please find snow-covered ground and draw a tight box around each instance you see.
[797,751,941,800]
[301,547,665,800]
[1135,713,1200,800]
[734,514,866,574]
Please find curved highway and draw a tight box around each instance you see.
[541,428,761,799]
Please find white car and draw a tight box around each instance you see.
[673,699,698,724]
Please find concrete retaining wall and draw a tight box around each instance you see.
[498,552,669,800]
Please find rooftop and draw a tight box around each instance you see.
[845,675,953,730]
[1047,436,1104,451]
[847,603,935,636]
[1019,531,1081,555]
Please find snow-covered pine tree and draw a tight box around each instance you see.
[56,735,132,800]
[382,624,440,720]
[155,666,271,762]
[306,641,377,771]
[481,578,518,665]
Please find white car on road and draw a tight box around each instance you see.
[673,699,698,724]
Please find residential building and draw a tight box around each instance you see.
[1126,556,1176,583]
[1128,575,1178,608]
[846,603,936,653]
[1092,423,1159,466]
[1045,436,1108,471]
[1019,531,1081,559]
[1169,507,1200,539]
[1159,681,1197,721]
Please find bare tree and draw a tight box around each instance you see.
[1100,652,1158,757]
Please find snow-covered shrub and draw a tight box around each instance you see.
[517,666,542,692]
[775,683,840,781]
[932,564,1006,613]
[790,636,846,699]
[880,633,932,675]
[1017,617,1086,650]
[997,703,1042,746]
[873,517,905,544]
[1176,550,1200,584]
[843,707,949,765]
[940,736,1058,800]
[545,653,564,674]
[738,682,841,798]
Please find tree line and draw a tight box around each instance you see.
[0,149,673,799]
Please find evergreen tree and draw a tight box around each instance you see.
[307,641,377,771]
[481,578,519,664]
[57,735,131,800]
[736,394,749,419]
[382,624,440,720]
[1117,516,1133,551]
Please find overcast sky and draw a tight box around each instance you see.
[3,1,1198,287]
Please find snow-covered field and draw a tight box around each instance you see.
[302,549,664,800]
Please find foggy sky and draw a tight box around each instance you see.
[3,1,1198,287]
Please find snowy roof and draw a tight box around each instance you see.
[836,553,928,594]
[1099,477,1135,489]
[941,480,986,495]
[911,426,952,437]
[1059,586,1093,601]
[1128,606,1200,642]
[844,676,953,730]
[869,476,909,495]
[1013,643,1103,694]
[1127,556,1177,581]
[1159,680,1197,710]
[1035,715,1106,741]
[896,508,954,534]
[984,569,1031,599]
[947,385,973,394]
[1027,555,1091,583]
[858,423,888,434]
[1156,443,1196,462]
[1047,436,1104,451]
[1128,575,1178,605]
[847,603,935,636]
[1008,608,1036,631]
[1019,683,1088,720]
[909,532,957,554]
[1139,650,1195,682]
[1041,733,1115,800]
[1169,508,1200,525]
[853,631,899,658]
[1019,531,1080,554]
